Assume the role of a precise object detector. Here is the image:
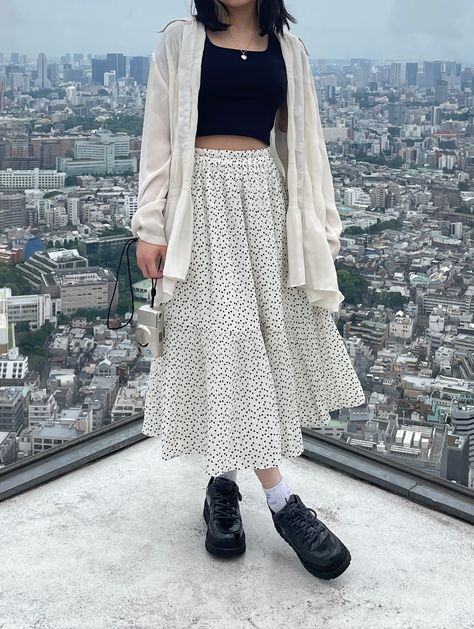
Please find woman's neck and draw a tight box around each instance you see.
[221,5,259,32]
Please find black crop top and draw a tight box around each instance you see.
[196,29,287,146]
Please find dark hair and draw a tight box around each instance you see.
[191,0,297,36]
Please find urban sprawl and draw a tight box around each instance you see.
[0,51,473,489]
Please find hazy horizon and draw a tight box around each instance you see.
[1,0,473,63]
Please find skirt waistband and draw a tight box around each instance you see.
[194,146,272,163]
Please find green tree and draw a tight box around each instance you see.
[65,175,78,186]
[371,290,408,309]
[16,321,54,379]
[336,266,370,305]
[0,263,35,295]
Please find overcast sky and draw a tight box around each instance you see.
[1,0,473,63]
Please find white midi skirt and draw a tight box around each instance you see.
[142,146,365,476]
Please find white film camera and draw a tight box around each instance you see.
[135,303,165,357]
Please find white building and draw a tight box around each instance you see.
[132,279,152,302]
[37,197,53,223]
[41,267,117,315]
[344,187,371,208]
[0,287,53,330]
[45,206,68,228]
[0,347,29,382]
[65,85,80,106]
[29,389,59,428]
[57,133,137,176]
[111,381,146,421]
[0,313,9,348]
[104,71,116,88]
[10,72,32,92]
[67,197,80,225]
[0,168,66,190]
[124,195,137,221]
[389,311,414,340]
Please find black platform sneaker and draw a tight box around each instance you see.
[203,476,246,558]
[269,494,351,579]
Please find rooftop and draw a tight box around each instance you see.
[1,433,472,628]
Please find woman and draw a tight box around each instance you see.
[132,0,365,580]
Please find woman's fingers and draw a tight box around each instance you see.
[136,240,167,279]
[146,261,163,279]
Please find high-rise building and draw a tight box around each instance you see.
[123,195,137,222]
[104,71,116,89]
[67,198,80,225]
[0,192,26,230]
[406,62,418,87]
[0,77,4,113]
[423,61,443,90]
[48,62,60,85]
[37,52,49,89]
[65,85,80,106]
[44,206,68,229]
[63,63,74,82]
[445,61,462,90]
[106,53,126,79]
[351,58,372,88]
[388,102,406,126]
[91,57,109,85]
[129,56,150,85]
[390,63,402,88]
[450,400,474,470]
[435,79,449,105]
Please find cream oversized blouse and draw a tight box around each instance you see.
[131,15,345,313]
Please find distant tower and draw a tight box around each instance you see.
[0,77,4,113]
[37,52,49,89]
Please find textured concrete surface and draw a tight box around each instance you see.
[1,435,473,629]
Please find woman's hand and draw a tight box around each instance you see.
[136,239,167,279]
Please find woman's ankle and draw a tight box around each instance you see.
[254,466,282,489]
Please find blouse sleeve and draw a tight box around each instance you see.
[316,103,343,261]
[131,38,171,246]
[298,37,343,261]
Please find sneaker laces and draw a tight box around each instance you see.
[209,483,242,527]
[285,505,330,548]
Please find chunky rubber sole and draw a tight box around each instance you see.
[203,499,246,558]
[273,518,351,580]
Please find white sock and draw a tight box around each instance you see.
[215,470,237,482]
[263,477,293,513]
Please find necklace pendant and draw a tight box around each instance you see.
[241,53,247,60]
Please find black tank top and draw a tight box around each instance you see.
[196,29,287,146]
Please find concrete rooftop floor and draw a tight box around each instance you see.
[1,434,473,629]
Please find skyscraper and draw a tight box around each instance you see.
[106,53,126,80]
[406,62,419,87]
[36,52,49,89]
[129,56,150,86]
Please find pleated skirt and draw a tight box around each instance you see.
[142,146,366,476]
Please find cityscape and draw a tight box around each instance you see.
[0,41,474,495]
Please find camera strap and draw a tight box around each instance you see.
[106,236,159,331]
